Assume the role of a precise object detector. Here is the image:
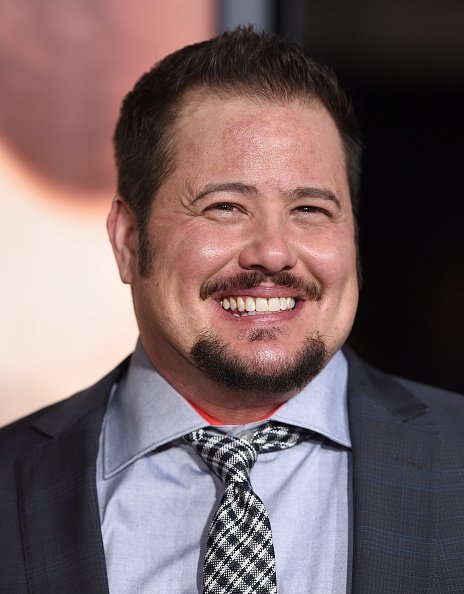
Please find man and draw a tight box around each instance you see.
[1,27,464,594]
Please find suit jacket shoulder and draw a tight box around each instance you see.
[0,356,130,460]
[345,346,464,593]
[396,373,464,419]
[0,357,130,594]
[346,345,464,422]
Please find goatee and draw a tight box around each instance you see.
[191,332,327,395]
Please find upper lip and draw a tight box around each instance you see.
[200,270,321,302]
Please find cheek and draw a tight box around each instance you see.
[168,224,241,275]
[299,227,357,287]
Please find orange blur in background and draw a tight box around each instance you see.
[0,0,216,425]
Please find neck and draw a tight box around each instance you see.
[186,397,283,425]
[168,371,296,424]
[141,339,298,425]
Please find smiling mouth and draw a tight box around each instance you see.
[220,296,296,317]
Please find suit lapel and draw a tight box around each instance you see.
[346,350,439,594]
[15,360,129,593]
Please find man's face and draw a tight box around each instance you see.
[127,94,359,395]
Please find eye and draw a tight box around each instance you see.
[295,205,318,213]
[203,202,246,220]
[208,203,237,211]
[293,205,332,217]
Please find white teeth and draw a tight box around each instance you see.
[237,296,245,312]
[255,297,268,312]
[245,297,256,312]
[268,297,281,312]
[221,295,297,315]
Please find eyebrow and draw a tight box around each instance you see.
[192,182,341,210]
[291,186,342,210]
[192,182,257,203]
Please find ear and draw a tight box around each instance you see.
[107,196,138,284]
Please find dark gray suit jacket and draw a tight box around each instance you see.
[1,348,464,593]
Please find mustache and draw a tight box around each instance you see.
[200,271,321,301]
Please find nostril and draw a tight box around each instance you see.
[238,241,298,274]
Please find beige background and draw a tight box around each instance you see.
[1,0,216,425]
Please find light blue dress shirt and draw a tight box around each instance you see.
[97,342,352,593]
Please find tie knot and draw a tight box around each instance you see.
[184,422,308,485]
[185,431,257,484]
[251,421,308,452]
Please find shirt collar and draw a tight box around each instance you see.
[271,349,351,448]
[103,340,351,478]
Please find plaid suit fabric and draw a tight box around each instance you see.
[185,422,307,594]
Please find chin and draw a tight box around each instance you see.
[191,331,328,395]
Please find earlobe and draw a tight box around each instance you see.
[107,196,138,284]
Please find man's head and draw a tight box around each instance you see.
[113,26,362,277]
[108,28,361,412]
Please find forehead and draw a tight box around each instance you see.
[170,92,349,195]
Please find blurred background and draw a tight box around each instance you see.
[1,0,463,425]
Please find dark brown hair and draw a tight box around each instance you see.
[114,26,362,275]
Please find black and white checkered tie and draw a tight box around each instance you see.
[184,422,308,594]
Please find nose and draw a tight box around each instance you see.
[238,219,298,273]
